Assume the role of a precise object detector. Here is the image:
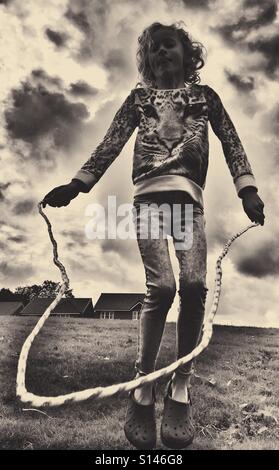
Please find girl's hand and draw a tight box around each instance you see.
[42,180,83,208]
[240,187,265,226]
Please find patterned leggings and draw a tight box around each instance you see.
[132,190,208,377]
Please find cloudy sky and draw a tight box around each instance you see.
[0,0,278,327]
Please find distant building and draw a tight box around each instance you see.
[20,297,94,317]
[93,293,145,320]
[0,293,28,306]
[0,301,25,316]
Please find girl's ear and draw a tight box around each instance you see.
[146,57,155,84]
[183,53,192,79]
[182,56,187,78]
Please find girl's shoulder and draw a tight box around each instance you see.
[128,83,221,108]
[200,83,221,96]
[131,82,213,94]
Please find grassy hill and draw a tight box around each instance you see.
[0,317,278,450]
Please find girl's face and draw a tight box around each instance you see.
[147,28,185,83]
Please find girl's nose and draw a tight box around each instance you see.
[158,44,167,54]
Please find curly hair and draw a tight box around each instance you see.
[136,21,206,87]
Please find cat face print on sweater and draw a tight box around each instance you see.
[133,87,209,186]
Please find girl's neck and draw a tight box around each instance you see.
[154,73,185,90]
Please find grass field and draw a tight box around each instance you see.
[0,316,278,450]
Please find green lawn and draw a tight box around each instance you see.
[0,317,278,450]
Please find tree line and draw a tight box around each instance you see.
[0,280,74,304]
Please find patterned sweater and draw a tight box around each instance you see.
[73,84,257,207]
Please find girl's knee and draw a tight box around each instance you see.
[148,279,176,305]
[160,281,176,304]
[179,280,208,302]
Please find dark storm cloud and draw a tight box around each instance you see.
[0,182,11,202]
[236,240,279,277]
[45,28,68,48]
[61,229,88,248]
[260,103,279,137]
[0,221,28,243]
[0,220,37,284]
[244,0,278,23]
[31,68,63,89]
[69,80,98,96]
[101,239,136,260]
[7,235,27,243]
[65,0,109,34]
[4,81,89,150]
[213,0,277,46]
[63,1,135,86]
[182,0,214,8]
[64,1,107,60]
[247,34,279,78]
[103,48,131,82]
[224,69,255,92]
[64,7,91,33]
[0,260,35,281]
[68,257,111,282]
[164,0,214,8]
[12,199,36,215]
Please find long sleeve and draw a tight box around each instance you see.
[204,85,258,197]
[73,89,139,192]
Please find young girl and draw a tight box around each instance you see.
[43,21,265,449]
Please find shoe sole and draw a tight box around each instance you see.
[161,431,194,449]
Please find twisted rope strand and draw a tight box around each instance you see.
[16,202,259,407]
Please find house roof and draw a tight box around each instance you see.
[94,293,145,311]
[0,294,28,304]
[0,302,24,315]
[20,298,93,315]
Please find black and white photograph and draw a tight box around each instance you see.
[0,0,278,454]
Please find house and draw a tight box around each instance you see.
[0,301,25,316]
[93,293,145,320]
[0,292,28,306]
[20,297,94,317]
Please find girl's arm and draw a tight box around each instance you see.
[72,89,139,192]
[204,85,258,197]
[205,85,265,225]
